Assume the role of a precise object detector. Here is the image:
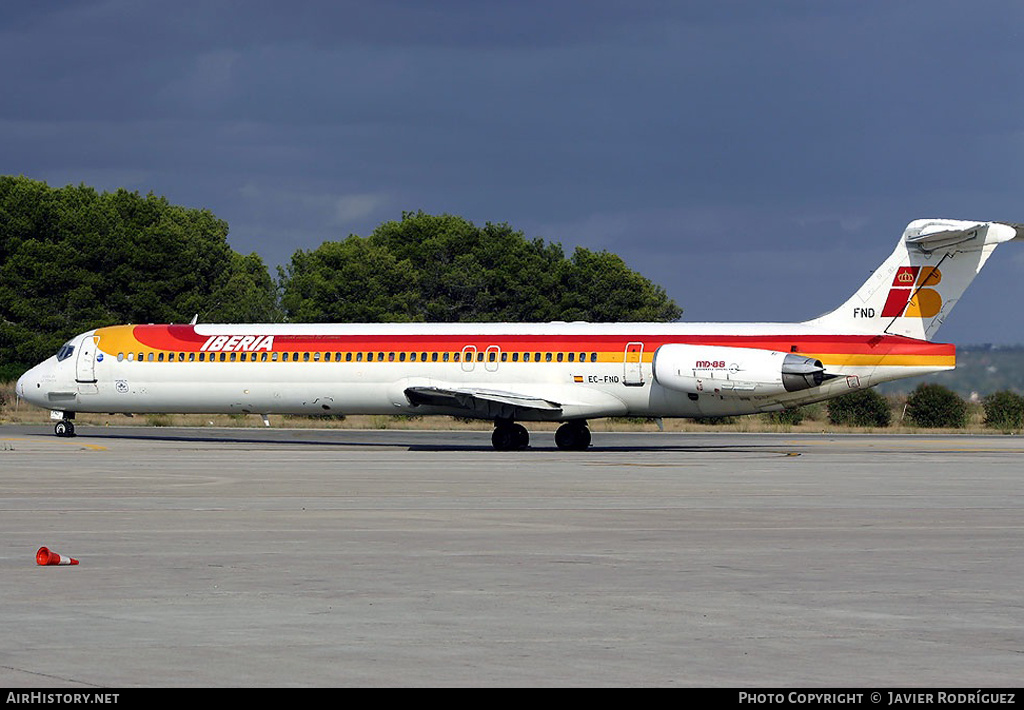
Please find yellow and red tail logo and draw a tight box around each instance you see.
[881,266,943,318]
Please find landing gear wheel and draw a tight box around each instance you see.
[555,421,591,451]
[492,421,530,451]
[54,420,76,438]
[511,423,529,450]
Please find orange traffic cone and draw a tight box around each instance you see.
[36,546,79,566]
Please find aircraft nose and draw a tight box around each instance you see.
[16,368,34,403]
[15,363,48,408]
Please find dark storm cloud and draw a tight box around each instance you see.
[3,1,1024,342]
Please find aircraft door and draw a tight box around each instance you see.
[623,341,644,386]
[76,335,100,384]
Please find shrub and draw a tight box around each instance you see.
[693,415,737,425]
[761,407,806,426]
[904,383,967,428]
[982,390,1024,431]
[827,388,892,427]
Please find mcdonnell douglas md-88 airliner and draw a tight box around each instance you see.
[16,219,1023,449]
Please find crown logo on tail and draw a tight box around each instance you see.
[881,267,942,318]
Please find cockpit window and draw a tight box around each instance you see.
[56,342,75,362]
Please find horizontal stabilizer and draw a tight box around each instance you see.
[904,223,985,252]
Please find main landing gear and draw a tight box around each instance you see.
[554,420,591,451]
[490,419,592,451]
[491,419,530,451]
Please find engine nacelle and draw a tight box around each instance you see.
[652,344,826,396]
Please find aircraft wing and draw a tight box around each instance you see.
[404,385,563,420]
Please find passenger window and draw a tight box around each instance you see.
[422,352,428,361]
[545,352,552,362]
[229,353,237,362]
[189,353,195,362]
[401,352,407,362]
[568,353,575,362]
[272,353,279,362]
[261,352,268,362]
[117,353,124,362]
[453,353,460,362]
[219,353,226,362]
[432,352,438,362]
[388,352,395,362]
[303,352,310,362]
[590,352,597,362]
[557,353,564,362]
[512,352,519,362]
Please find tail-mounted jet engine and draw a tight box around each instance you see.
[652,344,827,396]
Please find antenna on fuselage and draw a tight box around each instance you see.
[190,314,198,325]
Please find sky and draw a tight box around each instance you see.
[4,0,1024,344]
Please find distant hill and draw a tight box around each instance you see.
[876,345,1024,398]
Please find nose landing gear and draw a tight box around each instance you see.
[54,419,76,438]
[51,411,76,437]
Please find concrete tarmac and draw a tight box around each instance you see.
[1,424,1022,687]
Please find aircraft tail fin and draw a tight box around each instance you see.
[804,219,1023,341]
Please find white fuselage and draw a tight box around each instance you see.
[16,320,954,422]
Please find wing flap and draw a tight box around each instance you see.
[405,385,563,420]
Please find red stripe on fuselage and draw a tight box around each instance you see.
[127,325,953,359]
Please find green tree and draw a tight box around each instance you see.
[904,382,968,428]
[827,388,893,427]
[280,237,421,322]
[0,177,279,377]
[279,211,682,323]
